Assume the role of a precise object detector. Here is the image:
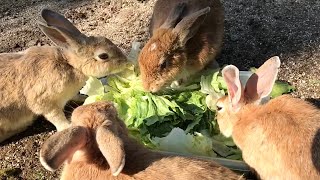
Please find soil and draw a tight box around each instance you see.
[0,0,319,179]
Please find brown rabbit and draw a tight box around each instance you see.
[216,56,320,179]
[40,101,244,180]
[0,9,130,142]
[138,0,224,92]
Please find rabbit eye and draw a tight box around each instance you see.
[216,105,223,111]
[160,60,168,70]
[159,57,171,70]
[98,53,109,60]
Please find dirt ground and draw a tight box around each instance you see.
[0,0,319,179]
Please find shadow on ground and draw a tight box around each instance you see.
[312,128,320,173]
[219,0,320,69]
[307,98,320,108]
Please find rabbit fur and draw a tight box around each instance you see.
[0,9,130,142]
[138,0,224,92]
[40,101,244,180]
[216,56,320,180]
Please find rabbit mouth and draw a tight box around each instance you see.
[148,79,173,93]
[99,68,127,79]
[89,62,130,78]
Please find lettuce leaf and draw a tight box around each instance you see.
[79,43,294,161]
[270,80,296,98]
[152,128,217,157]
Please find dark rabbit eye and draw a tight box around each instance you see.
[160,60,167,70]
[159,58,171,70]
[98,53,109,60]
[216,105,223,111]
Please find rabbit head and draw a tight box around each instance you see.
[216,56,281,137]
[138,3,211,92]
[40,102,127,176]
[38,9,130,78]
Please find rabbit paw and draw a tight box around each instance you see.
[56,122,71,131]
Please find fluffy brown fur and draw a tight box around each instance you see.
[217,57,320,179]
[0,9,130,142]
[40,102,244,180]
[138,0,224,92]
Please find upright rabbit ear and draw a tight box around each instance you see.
[222,65,243,111]
[160,3,186,29]
[41,9,82,36]
[245,56,281,102]
[38,9,87,48]
[40,126,87,171]
[173,7,210,46]
[96,120,125,176]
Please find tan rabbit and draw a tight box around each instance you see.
[0,9,130,142]
[40,101,244,180]
[216,56,320,180]
[138,0,224,92]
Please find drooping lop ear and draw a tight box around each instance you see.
[222,65,243,111]
[38,9,87,48]
[96,120,125,176]
[160,2,186,29]
[173,7,211,46]
[244,56,281,102]
[40,126,87,171]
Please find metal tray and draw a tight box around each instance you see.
[155,150,250,172]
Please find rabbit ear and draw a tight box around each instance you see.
[244,56,281,102]
[41,9,82,36]
[222,65,243,111]
[96,120,125,176]
[40,126,87,172]
[160,3,186,29]
[173,7,210,46]
[38,9,86,48]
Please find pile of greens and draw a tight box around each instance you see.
[80,41,295,160]
[80,66,294,160]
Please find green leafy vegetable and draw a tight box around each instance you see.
[152,128,217,157]
[81,67,239,158]
[270,80,296,98]
[80,44,295,161]
[80,77,104,96]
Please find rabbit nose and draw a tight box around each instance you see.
[142,83,153,93]
[149,86,159,93]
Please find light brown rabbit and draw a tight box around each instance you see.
[40,101,244,180]
[138,0,224,92]
[216,56,320,180]
[0,9,130,142]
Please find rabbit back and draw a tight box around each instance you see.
[0,51,35,136]
[0,46,86,138]
[59,151,243,180]
[131,156,243,180]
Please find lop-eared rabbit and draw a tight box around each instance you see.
[40,102,243,180]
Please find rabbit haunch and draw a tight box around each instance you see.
[138,0,224,92]
[216,56,320,179]
[40,102,243,180]
[0,9,130,142]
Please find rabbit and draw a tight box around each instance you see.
[138,0,224,93]
[0,9,131,143]
[215,56,320,180]
[40,101,244,180]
